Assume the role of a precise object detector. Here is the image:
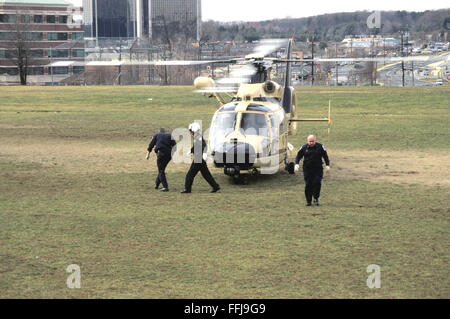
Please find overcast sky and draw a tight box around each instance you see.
[68,0,449,22]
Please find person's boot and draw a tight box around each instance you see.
[314,198,320,206]
[154,184,159,190]
[160,188,169,192]
[210,186,221,193]
[306,202,312,206]
[180,189,191,194]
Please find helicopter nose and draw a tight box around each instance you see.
[213,142,256,168]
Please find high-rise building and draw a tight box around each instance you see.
[150,0,201,41]
[83,0,139,39]
[83,0,201,40]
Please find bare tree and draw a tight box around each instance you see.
[3,11,36,85]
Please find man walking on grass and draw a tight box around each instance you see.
[146,128,177,192]
[295,135,330,206]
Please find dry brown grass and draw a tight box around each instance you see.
[2,136,448,187]
[331,149,450,187]
[0,137,192,174]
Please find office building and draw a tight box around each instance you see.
[83,0,201,40]
[0,0,85,84]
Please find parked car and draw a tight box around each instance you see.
[435,79,443,85]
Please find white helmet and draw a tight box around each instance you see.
[189,122,201,134]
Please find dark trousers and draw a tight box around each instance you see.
[303,168,323,203]
[185,161,219,191]
[156,152,171,189]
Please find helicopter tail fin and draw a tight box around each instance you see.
[281,37,293,114]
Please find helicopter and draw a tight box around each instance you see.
[174,39,429,184]
[185,37,332,184]
[87,38,326,184]
[82,38,431,184]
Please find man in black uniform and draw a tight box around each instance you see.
[295,135,330,206]
[180,123,220,194]
[146,128,177,192]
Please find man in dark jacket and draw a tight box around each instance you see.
[295,135,330,206]
[146,128,177,192]
[180,123,220,194]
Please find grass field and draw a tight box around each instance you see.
[0,85,449,298]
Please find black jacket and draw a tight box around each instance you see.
[148,132,176,156]
[191,134,207,163]
[295,142,330,170]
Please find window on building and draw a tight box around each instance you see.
[29,49,44,58]
[46,15,56,23]
[0,67,19,76]
[0,32,16,40]
[49,49,69,58]
[20,15,30,24]
[34,15,43,23]
[24,32,43,41]
[0,14,16,23]
[49,67,68,75]
[59,16,68,24]
[28,67,44,75]
[47,32,68,41]
[1,50,16,59]
[72,32,84,40]
[72,49,84,58]
[73,66,85,74]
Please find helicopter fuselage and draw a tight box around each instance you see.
[206,82,295,179]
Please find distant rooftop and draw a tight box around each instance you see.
[0,0,70,6]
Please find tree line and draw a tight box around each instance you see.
[200,9,450,42]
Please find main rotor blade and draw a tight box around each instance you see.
[85,58,242,67]
[216,63,257,85]
[272,56,433,63]
[194,88,239,93]
[251,39,288,58]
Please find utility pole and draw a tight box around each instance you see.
[311,36,315,86]
[50,48,53,86]
[401,32,405,87]
[350,37,353,58]
[370,36,374,86]
[335,42,338,86]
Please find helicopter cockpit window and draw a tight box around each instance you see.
[252,97,280,103]
[269,114,278,139]
[277,110,285,133]
[219,104,237,112]
[213,112,237,135]
[240,113,268,137]
[246,104,271,112]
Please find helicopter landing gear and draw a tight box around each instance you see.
[286,162,295,174]
[233,174,249,185]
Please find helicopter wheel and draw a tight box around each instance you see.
[233,175,249,185]
[286,162,295,175]
[251,168,259,176]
